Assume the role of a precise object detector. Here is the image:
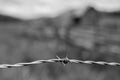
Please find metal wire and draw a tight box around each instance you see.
[0,56,120,69]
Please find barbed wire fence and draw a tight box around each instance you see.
[0,55,120,69]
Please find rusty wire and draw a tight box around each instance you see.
[0,56,120,69]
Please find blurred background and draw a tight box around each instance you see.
[0,7,120,80]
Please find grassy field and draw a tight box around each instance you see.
[0,8,120,80]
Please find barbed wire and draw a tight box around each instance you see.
[0,56,120,69]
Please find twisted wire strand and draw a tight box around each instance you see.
[0,58,120,69]
[70,59,120,66]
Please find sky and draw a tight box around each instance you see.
[0,0,119,20]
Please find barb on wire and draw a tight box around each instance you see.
[0,55,120,69]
